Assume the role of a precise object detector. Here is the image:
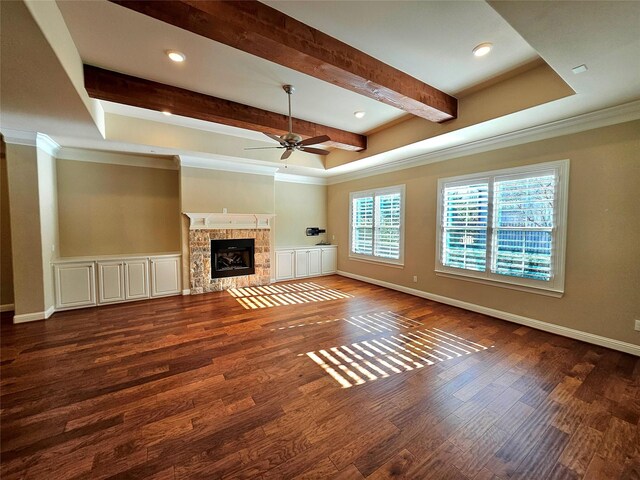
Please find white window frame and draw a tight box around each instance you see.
[349,184,406,266]
[435,160,569,296]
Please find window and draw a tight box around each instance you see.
[350,185,405,265]
[436,160,569,295]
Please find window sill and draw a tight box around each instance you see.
[435,270,564,298]
[349,255,404,269]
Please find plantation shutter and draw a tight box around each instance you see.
[491,172,556,281]
[374,192,402,259]
[441,182,489,272]
[352,195,374,255]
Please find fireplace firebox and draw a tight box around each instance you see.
[211,238,255,279]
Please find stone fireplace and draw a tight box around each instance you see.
[185,213,273,293]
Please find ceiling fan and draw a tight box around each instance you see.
[245,85,331,161]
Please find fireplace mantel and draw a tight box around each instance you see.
[184,212,275,230]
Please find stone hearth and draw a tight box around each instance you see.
[189,229,270,293]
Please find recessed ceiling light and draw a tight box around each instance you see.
[472,43,493,57]
[166,50,186,63]
[572,64,588,74]
[162,110,172,116]
[354,111,366,119]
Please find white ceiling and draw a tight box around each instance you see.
[56,0,539,136]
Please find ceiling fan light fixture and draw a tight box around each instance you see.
[472,43,493,57]
[166,50,186,63]
[354,111,366,119]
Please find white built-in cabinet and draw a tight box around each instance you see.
[124,259,149,300]
[275,250,295,280]
[54,262,96,310]
[150,256,181,297]
[275,246,337,281]
[97,261,125,304]
[53,254,180,311]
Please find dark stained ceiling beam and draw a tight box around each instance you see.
[109,0,458,122]
[83,65,366,151]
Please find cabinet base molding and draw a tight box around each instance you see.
[182,289,191,295]
[13,305,55,324]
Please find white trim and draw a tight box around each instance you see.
[57,148,178,170]
[275,173,328,185]
[184,212,275,230]
[1,129,37,146]
[327,100,640,185]
[435,159,569,295]
[180,155,279,176]
[36,134,61,157]
[13,305,55,324]
[349,184,405,266]
[0,303,15,312]
[337,270,640,356]
[182,289,191,295]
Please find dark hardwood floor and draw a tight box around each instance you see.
[1,275,638,479]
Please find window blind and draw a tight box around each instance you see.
[441,182,489,272]
[491,174,555,281]
[374,192,402,259]
[352,196,374,255]
[436,160,568,294]
[350,186,404,263]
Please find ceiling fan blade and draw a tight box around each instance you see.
[244,146,284,150]
[298,135,331,147]
[281,149,293,160]
[299,146,330,156]
[263,132,284,144]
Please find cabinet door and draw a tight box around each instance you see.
[295,250,310,278]
[97,261,125,304]
[124,259,149,300]
[308,249,322,276]
[150,256,181,297]
[54,262,96,309]
[321,248,337,274]
[275,250,295,280]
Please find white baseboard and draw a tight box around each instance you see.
[0,303,14,312]
[13,305,55,324]
[182,289,191,295]
[337,270,640,356]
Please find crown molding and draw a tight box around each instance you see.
[36,133,61,157]
[1,129,61,156]
[179,155,279,176]
[57,147,178,170]
[1,128,37,146]
[274,172,328,185]
[327,99,640,185]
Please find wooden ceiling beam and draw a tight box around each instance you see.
[83,65,366,151]
[109,0,457,122]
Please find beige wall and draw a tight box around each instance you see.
[180,167,275,214]
[57,159,180,257]
[5,144,45,315]
[0,138,14,307]
[328,120,640,346]
[275,181,327,247]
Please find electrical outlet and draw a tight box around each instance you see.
[635,320,640,332]
[332,235,335,241]
[413,275,418,283]
[51,244,55,252]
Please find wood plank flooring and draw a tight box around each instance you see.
[1,275,638,479]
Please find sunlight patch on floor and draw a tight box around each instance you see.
[270,311,422,332]
[228,282,353,309]
[305,327,491,388]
